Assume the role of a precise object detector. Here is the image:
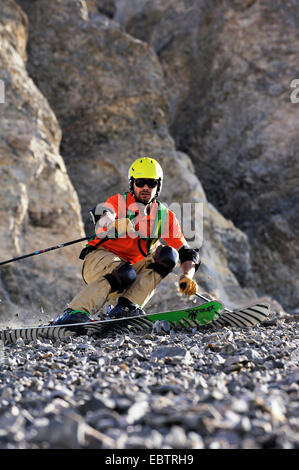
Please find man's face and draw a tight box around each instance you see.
[133,178,158,204]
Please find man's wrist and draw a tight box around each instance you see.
[180,261,195,278]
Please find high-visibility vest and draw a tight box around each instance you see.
[122,192,168,256]
[80,192,169,259]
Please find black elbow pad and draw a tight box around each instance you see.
[178,246,201,271]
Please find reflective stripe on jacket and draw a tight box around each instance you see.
[83,192,186,264]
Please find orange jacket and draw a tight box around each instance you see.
[87,192,186,264]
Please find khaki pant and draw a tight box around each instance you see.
[69,244,166,315]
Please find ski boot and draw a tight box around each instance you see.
[50,308,92,326]
[107,297,145,319]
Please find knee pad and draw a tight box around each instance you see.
[104,261,137,293]
[148,245,179,278]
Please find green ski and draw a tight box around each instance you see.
[0,301,223,344]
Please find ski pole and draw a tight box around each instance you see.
[195,292,234,314]
[0,235,94,266]
[195,292,212,304]
[180,282,211,304]
[180,281,231,312]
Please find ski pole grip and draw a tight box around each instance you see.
[180,282,187,290]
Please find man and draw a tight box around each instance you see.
[52,157,200,325]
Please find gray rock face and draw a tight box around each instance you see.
[11,0,258,315]
[0,0,294,317]
[0,0,85,325]
[109,0,299,311]
[17,0,169,232]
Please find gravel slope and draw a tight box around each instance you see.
[0,315,298,449]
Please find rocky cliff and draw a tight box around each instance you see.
[0,0,296,325]
[0,0,85,325]
[110,0,299,311]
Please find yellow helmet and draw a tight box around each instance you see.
[128,157,163,181]
[128,157,163,199]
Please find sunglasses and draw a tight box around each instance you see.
[134,178,159,188]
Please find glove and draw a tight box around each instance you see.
[97,211,115,228]
[178,274,198,296]
[108,218,135,237]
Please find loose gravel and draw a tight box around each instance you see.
[0,315,298,449]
